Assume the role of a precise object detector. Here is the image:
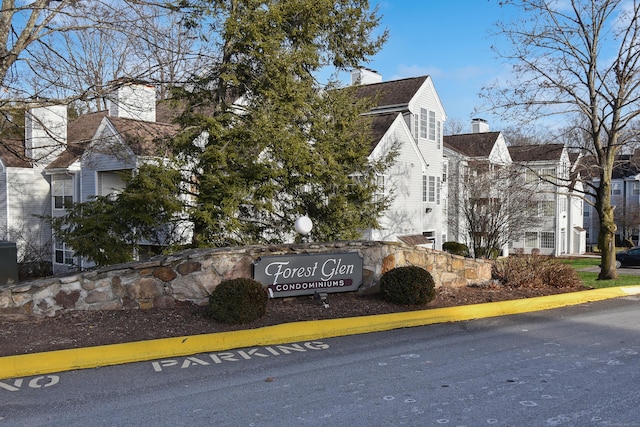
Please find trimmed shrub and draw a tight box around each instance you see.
[379,266,436,305]
[475,247,500,260]
[442,241,469,257]
[208,278,268,324]
[492,254,582,288]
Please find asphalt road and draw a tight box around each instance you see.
[2,296,640,426]
[582,265,640,275]
[618,266,640,275]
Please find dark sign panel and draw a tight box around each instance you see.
[253,252,363,297]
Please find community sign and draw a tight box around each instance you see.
[253,252,363,298]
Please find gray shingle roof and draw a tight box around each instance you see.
[107,116,179,156]
[353,76,429,109]
[0,137,31,168]
[509,144,565,162]
[368,113,400,149]
[443,132,502,157]
[46,112,179,169]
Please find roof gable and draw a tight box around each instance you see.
[47,111,109,169]
[369,112,428,170]
[406,76,447,120]
[49,113,180,169]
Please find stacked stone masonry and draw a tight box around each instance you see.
[0,241,492,319]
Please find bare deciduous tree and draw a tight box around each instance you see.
[449,162,540,258]
[0,1,215,164]
[30,4,214,109]
[443,117,467,136]
[125,7,217,100]
[482,0,640,279]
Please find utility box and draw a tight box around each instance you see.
[0,240,19,286]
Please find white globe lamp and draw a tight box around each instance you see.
[294,215,313,236]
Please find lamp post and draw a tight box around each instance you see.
[294,215,313,242]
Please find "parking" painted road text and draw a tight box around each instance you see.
[151,341,330,372]
[0,375,60,392]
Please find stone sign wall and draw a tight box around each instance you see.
[0,241,493,319]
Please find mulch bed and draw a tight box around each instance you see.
[0,283,590,357]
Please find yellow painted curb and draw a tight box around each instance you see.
[2,286,640,380]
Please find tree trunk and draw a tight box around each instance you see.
[597,193,618,280]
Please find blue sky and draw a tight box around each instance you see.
[339,1,517,132]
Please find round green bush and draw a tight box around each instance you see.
[208,278,268,324]
[379,266,436,305]
[442,241,470,257]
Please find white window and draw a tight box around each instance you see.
[525,170,538,183]
[413,114,419,139]
[611,182,621,195]
[541,167,557,184]
[52,176,73,209]
[525,232,538,248]
[375,174,385,203]
[540,232,555,249]
[54,241,74,265]
[436,120,441,149]
[539,200,555,216]
[428,176,436,202]
[633,182,640,196]
[422,175,428,202]
[559,196,567,213]
[428,110,436,141]
[442,163,447,182]
[436,176,441,205]
[98,171,127,197]
[420,108,428,139]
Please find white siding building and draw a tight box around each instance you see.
[583,151,640,249]
[444,121,585,256]
[0,81,182,275]
[352,70,447,248]
[508,144,584,255]
[44,83,180,273]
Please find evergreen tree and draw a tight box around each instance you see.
[49,164,184,267]
[52,0,393,264]
[173,0,392,246]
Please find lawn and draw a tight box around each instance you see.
[560,256,640,289]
